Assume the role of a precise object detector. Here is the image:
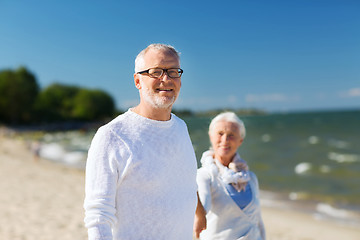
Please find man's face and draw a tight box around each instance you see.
[209,121,243,166]
[135,49,181,109]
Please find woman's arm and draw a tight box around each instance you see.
[193,192,207,238]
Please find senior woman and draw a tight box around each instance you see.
[195,112,266,240]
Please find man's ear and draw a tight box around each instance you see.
[134,73,141,89]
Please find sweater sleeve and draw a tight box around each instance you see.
[83,126,128,239]
[196,167,213,213]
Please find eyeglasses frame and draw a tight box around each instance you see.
[137,68,183,78]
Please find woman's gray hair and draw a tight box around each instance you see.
[134,43,181,72]
[209,112,246,140]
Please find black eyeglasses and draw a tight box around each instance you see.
[137,68,183,78]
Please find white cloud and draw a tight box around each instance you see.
[340,88,360,98]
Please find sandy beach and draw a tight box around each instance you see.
[1,133,359,240]
[0,133,87,240]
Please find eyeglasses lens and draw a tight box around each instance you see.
[167,69,182,78]
[148,68,163,78]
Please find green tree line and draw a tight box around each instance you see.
[0,67,116,124]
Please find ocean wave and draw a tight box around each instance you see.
[327,139,350,149]
[308,136,319,144]
[319,165,331,173]
[316,203,351,218]
[261,191,360,226]
[261,134,271,142]
[39,143,65,162]
[294,162,312,175]
[39,142,86,167]
[288,191,311,201]
[314,203,360,226]
[328,152,360,163]
[259,190,293,209]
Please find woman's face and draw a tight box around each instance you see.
[209,121,243,166]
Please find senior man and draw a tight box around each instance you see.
[84,43,206,239]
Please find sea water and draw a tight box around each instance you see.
[186,109,360,226]
[33,109,360,226]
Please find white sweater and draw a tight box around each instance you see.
[197,157,266,240]
[84,109,198,240]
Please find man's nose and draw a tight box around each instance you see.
[159,71,172,81]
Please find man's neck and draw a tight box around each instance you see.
[132,103,172,121]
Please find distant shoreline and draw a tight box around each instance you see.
[2,107,359,132]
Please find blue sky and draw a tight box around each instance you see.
[1,0,359,112]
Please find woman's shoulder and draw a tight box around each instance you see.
[197,163,217,180]
[198,163,215,174]
[249,170,258,179]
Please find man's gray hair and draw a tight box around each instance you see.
[134,43,181,72]
[209,112,246,140]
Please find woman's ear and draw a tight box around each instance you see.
[238,138,244,148]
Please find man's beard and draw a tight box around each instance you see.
[142,86,177,109]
